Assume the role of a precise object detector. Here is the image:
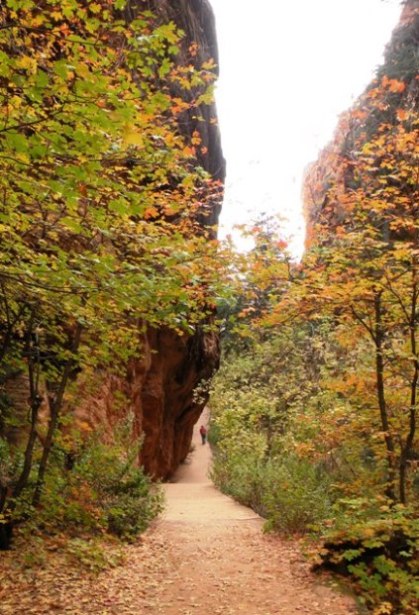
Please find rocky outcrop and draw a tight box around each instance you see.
[144,0,225,181]
[303,1,418,245]
[133,0,225,228]
[73,1,225,479]
[73,325,220,478]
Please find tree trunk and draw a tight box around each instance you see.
[0,478,12,550]
[13,400,41,499]
[399,279,418,504]
[32,324,82,506]
[13,326,42,498]
[373,292,396,500]
[0,319,42,549]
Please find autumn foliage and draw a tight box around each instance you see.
[0,1,417,612]
[0,0,224,551]
[211,5,418,613]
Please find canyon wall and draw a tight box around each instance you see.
[78,1,225,478]
[303,0,418,245]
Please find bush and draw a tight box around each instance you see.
[212,447,334,533]
[11,425,163,543]
[211,449,266,514]
[317,499,419,615]
[68,436,164,540]
[103,478,163,540]
[261,456,334,534]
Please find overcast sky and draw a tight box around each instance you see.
[210,0,403,256]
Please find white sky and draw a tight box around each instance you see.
[210,0,403,256]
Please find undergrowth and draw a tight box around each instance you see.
[210,345,419,615]
[2,419,163,568]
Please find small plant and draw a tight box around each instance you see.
[211,449,266,514]
[261,456,334,534]
[67,429,164,540]
[21,535,47,569]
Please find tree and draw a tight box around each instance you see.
[0,0,225,548]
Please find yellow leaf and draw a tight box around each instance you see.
[29,15,45,27]
[16,56,37,74]
[89,2,102,13]
[123,126,144,147]
[10,95,23,109]
[76,63,90,79]
[16,153,30,164]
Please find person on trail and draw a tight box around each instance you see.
[199,424,207,445]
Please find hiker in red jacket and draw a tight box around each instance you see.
[199,424,207,445]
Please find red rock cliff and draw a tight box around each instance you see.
[74,1,225,478]
[303,1,418,245]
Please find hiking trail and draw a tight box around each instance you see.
[0,409,358,614]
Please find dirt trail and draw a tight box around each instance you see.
[0,411,358,614]
[138,409,357,615]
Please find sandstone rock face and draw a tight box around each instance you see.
[303,1,418,244]
[74,326,220,478]
[140,327,220,477]
[145,0,225,181]
[73,1,225,479]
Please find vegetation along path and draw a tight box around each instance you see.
[1,411,358,615]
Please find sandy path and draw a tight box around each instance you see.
[162,408,259,524]
[138,409,357,615]
[0,411,358,614]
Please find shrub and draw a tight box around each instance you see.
[211,447,334,533]
[261,456,334,534]
[67,436,164,540]
[211,449,266,515]
[318,499,419,615]
[11,423,163,543]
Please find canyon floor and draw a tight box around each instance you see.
[0,413,358,615]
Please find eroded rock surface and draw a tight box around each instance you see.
[75,0,225,478]
[303,0,418,243]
